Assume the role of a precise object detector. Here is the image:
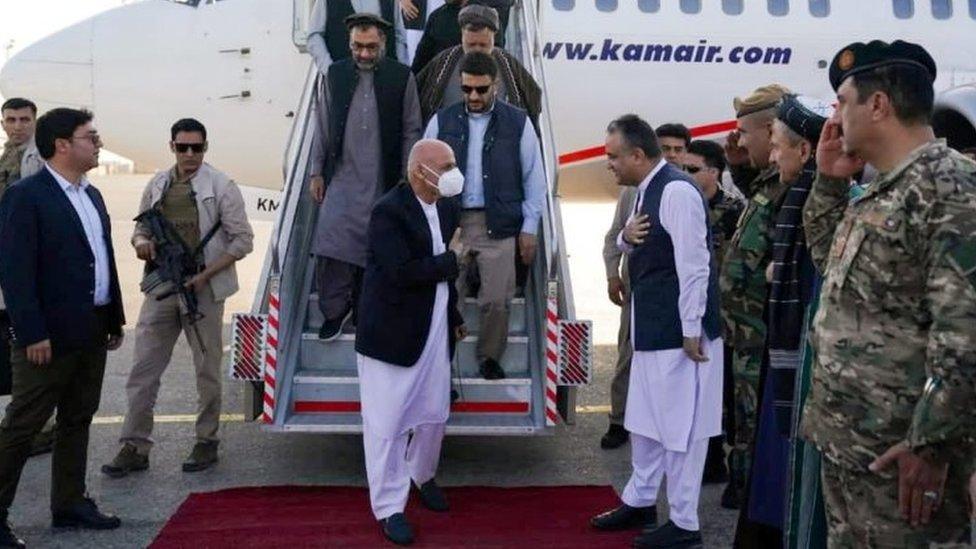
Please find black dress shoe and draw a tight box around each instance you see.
[600,424,629,449]
[379,512,414,545]
[591,504,656,531]
[0,519,25,548]
[701,437,728,484]
[416,480,448,512]
[51,498,121,530]
[318,308,352,341]
[633,520,702,548]
[479,358,506,380]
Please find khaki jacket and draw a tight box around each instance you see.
[132,163,254,302]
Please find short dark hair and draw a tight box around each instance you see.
[35,108,94,160]
[851,64,934,126]
[1,98,37,115]
[171,118,207,141]
[607,114,661,159]
[687,140,726,176]
[655,123,691,146]
[459,51,498,80]
[350,22,387,40]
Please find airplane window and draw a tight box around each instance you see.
[680,0,702,14]
[932,0,952,18]
[639,0,661,13]
[595,0,618,12]
[892,0,914,18]
[552,0,574,10]
[723,0,744,14]
[809,0,830,16]
[768,0,789,15]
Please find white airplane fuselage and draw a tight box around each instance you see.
[2,0,976,212]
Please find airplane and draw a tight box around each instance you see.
[3,0,976,215]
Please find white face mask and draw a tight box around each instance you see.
[422,164,464,198]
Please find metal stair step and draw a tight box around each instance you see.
[298,333,530,377]
[278,411,542,435]
[304,295,526,335]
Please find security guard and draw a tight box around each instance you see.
[802,40,976,546]
[719,84,791,508]
[103,118,254,476]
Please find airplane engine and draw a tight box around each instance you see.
[933,84,976,153]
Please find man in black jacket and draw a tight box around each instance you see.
[355,139,466,546]
[410,0,514,73]
[0,108,126,548]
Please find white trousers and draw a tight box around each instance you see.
[363,422,446,520]
[620,433,709,531]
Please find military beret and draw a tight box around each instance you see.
[829,40,936,91]
[777,94,834,143]
[344,12,393,33]
[733,84,791,118]
[458,4,500,32]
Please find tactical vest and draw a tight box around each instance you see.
[325,0,397,62]
[326,58,410,191]
[628,163,722,351]
[159,177,202,251]
[437,100,527,239]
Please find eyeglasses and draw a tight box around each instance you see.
[461,84,491,96]
[683,165,702,174]
[174,142,206,153]
[70,133,102,146]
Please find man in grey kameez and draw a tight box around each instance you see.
[308,13,422,340]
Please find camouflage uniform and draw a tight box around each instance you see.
[719,165,789,488]
[0,141,27,201]
[801,141,976,547]
[708,188,745,273]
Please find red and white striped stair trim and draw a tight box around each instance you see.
[262,277,281,424]
[545,281,560,426]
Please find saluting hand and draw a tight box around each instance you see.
[309,175,325,203]
[622,214,650,246]
[724,130,750,167]
[817,119,866,179]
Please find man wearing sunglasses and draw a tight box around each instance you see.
[103,118,253,478]
[423,51,544,381]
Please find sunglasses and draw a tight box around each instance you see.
[461,84,491,95]
[174,142,206,153]
[683,165,702,174]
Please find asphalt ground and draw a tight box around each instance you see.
[0,175,738,548]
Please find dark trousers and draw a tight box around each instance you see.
[315,256,363,322]
[0,341,107,513]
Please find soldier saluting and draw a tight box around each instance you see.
[801,40,976,546]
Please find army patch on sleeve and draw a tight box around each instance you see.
[947,238,976,289]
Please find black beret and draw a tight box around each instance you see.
[777,95,833,143]
[344,12,393,33]
[829,40,936,91]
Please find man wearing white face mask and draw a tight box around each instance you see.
[355,139,467,546]
[423,51,545,380]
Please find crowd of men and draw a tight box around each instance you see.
[0,0,974,547]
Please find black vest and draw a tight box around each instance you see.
[629,163,722,351]
[325,0,398,62]
[326,58,410,191]
[436,100,527,239]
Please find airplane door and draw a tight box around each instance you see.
[292,0,316,51]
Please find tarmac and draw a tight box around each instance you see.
[0,173,739,548]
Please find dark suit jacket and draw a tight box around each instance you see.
[0,168,125,354]
[355,183,463,367]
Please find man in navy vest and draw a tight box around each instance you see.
[422,51,544,380]
[309,12,422,341]
[306,0,406,75]
[591,115,723,549]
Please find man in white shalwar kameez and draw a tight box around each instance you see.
[591,115,723,549]
[355,139,467,546]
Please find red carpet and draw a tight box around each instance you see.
[150,485,637,548]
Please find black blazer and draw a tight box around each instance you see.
[0,168,125,353]
[355,183,463,367]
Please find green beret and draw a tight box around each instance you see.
[829,40,936,91]
[344,12,393,33]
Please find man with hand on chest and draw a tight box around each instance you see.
[355,139,466,546]
[591,115,723,549]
